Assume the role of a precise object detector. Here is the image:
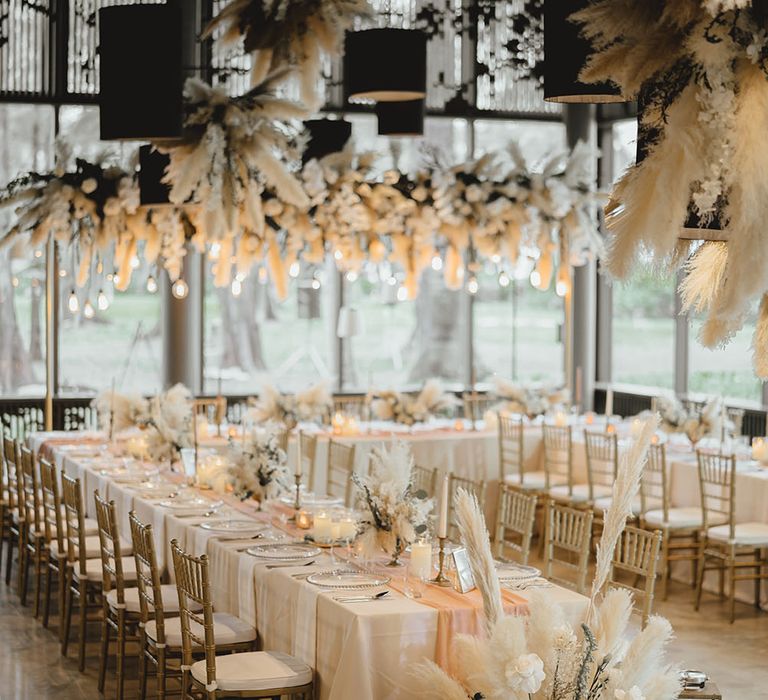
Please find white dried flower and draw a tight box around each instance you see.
[504,654,545,694]
[81,178,98,194]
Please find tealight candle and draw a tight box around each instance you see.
[409,539,432,580]
[454,419,465,432]
[313,512,332,542]
[752,437,768,463]
[585,412,595,426]
[553,411,568,427]
[228,425,238,439]
[296,510,313,529]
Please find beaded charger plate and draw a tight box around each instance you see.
[245,543,321,560]
[306,569,390,589]
[495,562,541,582]
[200,519,267,534]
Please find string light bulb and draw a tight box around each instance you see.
[67,290,79,314]
[171,278,188,299]
[556,263,570,298]
[529,269,541,288]
[129,255,140,269]
[97,289,109,311]
[431,255,443,271]
[311,278,321,290]
[396,285,408,302]
[498,271,510,288]
[83,300,95,319]
[146,275,158,294]
[289,261,301,278]
[345,271,358,282]
[231,278,242,297]
[467,275,479,295]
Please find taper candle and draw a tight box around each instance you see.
[438,474,450,539]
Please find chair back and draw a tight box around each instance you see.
[4,437,23,521]
[498,413,525,485]
[448,473,487,538]
[299,431,318,489]
[639,442,669,521]
[20,445,42,537]
[544,501,593,594]
[697,451,736,538]
[610,525,662,627]
[193,397,227,425]
[39,458,64,552]
[411,464,438,498]
[94,491,128,603]
[171,539,216,688]
[61,474,88,578]
[129,512,164,631]
[584,430,618,500]
[326,439,356,506]
[494,487,536,564]
[462,392,493,423]
[542,424,573,491]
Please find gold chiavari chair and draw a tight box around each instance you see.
[494,487,537,565]
[609,525,663,627]
[694,451,768,622]
[411,464,438,498]
[326,439,356,506]
[584,431,624,542]
[462,391,494,425]
[0,438,9,577]
[4,437,24,589]
[193,397,228,427]
[544,501,593,595]
[19,445,46,613]
[298,431,318,490]
[171,539,312,699]
[94,491,140,699]
[543,425,587,508]
[639,442,703,600]
[448,473,487,540]
[498,413,546,491]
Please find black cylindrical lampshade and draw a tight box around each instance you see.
[543,0,623,104]
[302,119,353,163]
[376,99,424,136]
[138,145,172,207]
[99,4,184,140]
[344,29,427,102]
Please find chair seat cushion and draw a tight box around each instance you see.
[708,522,768,546]
[145,611,256,648]
[106,583,188,614]
[644,507,704,530]
[504,471,546,490]
[594,495,641,516]
[74,555,137,582]
[50,535,132,560]
[191,651,312,692]
[549,483,610,504]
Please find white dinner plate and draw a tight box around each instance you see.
[279,493,344,508]
[245,543,321,560]
[306,569,390,589]
[200,519,267,534]
[496,562,541,582]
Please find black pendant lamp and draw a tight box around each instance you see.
[138,145,172,207]
[99,4,184,140]
[543,0,623,104]
[302,119,353,163]
[376,99,424,136]
[344,29,427,102]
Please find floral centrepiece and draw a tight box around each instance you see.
[575,0,768,377]
[493,377,570,419]
[371,379,457,426]
[249,380,332,427]
[410,417,683,700]
[649,395,731,445]
[352,441,433,563]
[143,384,194,463]
[228,425,290,501]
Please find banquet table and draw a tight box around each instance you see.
[29,431,589,700]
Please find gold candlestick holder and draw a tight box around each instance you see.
[430,536,452,587]
[288,473,302,522]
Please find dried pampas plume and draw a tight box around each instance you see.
[754,294,768,378]
[454,488,503,634]
[679,242,728,314]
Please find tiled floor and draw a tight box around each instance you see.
[0,562,766,698]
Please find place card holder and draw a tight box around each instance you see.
[451,547,476,594]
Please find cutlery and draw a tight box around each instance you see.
[265,560,316,569]
[334,590,390,603]
[176,510,217,519]
[213,533,265,542]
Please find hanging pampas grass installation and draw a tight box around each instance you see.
[409,417,681,700]
[575,1,768,378]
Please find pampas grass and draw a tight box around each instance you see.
[753,295,768,378]
[454,488,503,634]
[589,414,658,618]
[679,242,728,315]
[91,390,149,434]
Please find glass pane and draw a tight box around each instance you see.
[58,105,137,168]
[689,313,761,405]
[0,104,55,397]
[473,119,567,163]
[204,260,334,394]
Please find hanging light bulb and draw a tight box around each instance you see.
[431,255,443,271]
[387,275,397,287]
[311,278,321,290]
[171,278,188,299]
[556,262,571,298]
[34,249,42,259]
[96,260,104,275]
[58,269,67,278]
[467,275,479,295]
[345,271,358,283]
[129,255,140,269]
[333,249,344,262]
[529,269,542,288]
[231,278,242,297]
[83,300,95,319]
[209,242,221,260]
[498,271,510,288]
[146,274,158,294]
[97,289,109,311]
[67,290,79,314]
[289,261,301,278]
[396,285,408,302]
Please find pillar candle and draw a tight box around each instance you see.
[605,388,614,417]
[438,475,450,539]
[313,512,332,542]
[409,539,432,580]
[295,431,303,477]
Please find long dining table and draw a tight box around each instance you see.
[29,430,589,700]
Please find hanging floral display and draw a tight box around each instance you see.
[203,0,371,109]
[574,1,768,376]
